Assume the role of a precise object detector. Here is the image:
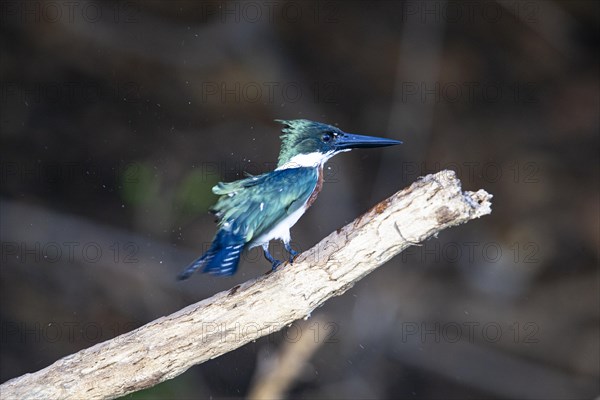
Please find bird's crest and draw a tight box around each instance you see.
[275,119,341,167]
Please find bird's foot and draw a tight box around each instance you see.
[263,246,284,271]
[284,243,299,264]
[271,260,283,271]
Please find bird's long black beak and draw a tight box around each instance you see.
[334,132,402,151]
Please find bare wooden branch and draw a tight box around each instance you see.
[0,170,492,400]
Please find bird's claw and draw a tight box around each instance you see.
[271,260,283,271]
[284,243,299,264]
[288,252,299,263]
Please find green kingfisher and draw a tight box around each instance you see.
[178,119,401,279]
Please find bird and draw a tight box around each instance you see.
[178,119,402,279]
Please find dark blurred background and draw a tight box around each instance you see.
[1,0,598,399]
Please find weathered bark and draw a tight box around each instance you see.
[0,170,492,400]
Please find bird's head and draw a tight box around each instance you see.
[275,119,402,168]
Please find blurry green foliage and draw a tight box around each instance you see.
[119,162,219,223]
[174,169,219,217]
[120,373,199,399]
[120,162,159,207]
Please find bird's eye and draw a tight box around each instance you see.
[322,132,333,142]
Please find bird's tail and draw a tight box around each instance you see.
[177,231,245,279]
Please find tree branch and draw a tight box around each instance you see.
[0,170,492,400]
[247,316,327,400]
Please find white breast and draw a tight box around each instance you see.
[249,206,307,248]
[276,151,339,169]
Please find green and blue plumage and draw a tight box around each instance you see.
[178,119,401,278]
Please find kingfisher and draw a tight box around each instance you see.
[178,119,401,279]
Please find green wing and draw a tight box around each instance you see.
[210,168,319,242]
